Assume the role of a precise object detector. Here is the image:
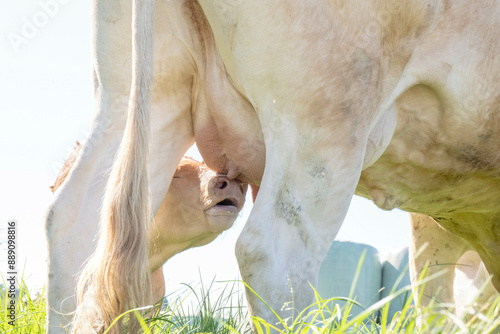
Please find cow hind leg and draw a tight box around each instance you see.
[235,109,383,329]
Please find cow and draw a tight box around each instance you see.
[48,143,246,332]
[409,213,498,318]
[453,252,498,317]
[45,0,500,332]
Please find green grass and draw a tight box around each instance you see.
[0,275,46,333]
[128,269,500,334]
[2,272,500,333]
[142,279,252,334]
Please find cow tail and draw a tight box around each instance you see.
[71,0,156,333]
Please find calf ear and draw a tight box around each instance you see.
[250,184,259,203]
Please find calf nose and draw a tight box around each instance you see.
[210,175,240,196]
[215,176,228,190]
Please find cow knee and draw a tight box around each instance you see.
[45,200,67,241]
[235,228,270,277]
[45,206,56,237]
[235,229,257,267]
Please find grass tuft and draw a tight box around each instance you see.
[0,275,46,333]
[3,267,500,333]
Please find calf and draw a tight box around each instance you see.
[49,143,246,332]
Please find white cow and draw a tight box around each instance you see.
[454,252,498,317]
[409,213,498,318]
[45,0,500,332]
[48,143,246,332]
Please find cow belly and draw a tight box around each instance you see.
[356,154,500,217]
[356,84,500,217]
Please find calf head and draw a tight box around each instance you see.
[50,147,245,272]
[148,157,247,271]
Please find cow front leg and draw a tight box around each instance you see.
[408,213,470,315]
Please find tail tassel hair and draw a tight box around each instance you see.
[71,0,156,333]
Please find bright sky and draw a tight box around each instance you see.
[0,1,410,299]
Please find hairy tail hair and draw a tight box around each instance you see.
[71,0,156,333]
